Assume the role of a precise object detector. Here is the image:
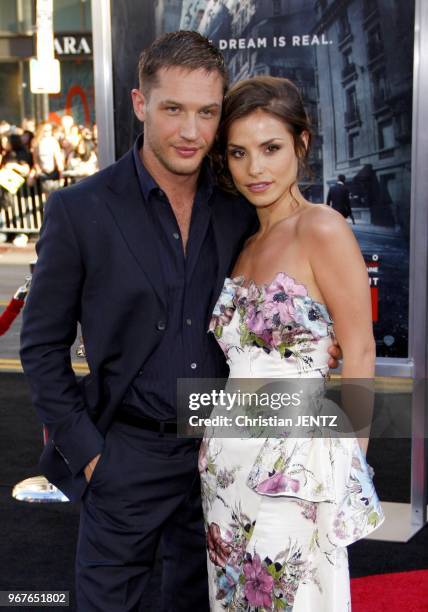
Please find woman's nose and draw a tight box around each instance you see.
[248,154,264,176]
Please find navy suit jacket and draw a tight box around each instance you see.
[20,150,256,502]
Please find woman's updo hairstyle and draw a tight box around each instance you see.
[214,76,313,194]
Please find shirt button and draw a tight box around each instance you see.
[156,320,166,331]
[172,232,180,240]
[190,362,197,370]
[138,369,143,376]
[186,318,192,326]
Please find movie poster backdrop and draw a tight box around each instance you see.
[111,0,415,358]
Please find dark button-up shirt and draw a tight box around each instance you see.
[122,135,225,421]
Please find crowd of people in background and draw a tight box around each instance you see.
[0,115,98,189]
[0,115,98,244]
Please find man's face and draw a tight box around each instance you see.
[132,67,223,176]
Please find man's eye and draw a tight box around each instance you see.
[266,144,280,153]
[200,109,214,117]
[166,106,180,114]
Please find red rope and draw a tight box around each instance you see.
[0,298,25,336]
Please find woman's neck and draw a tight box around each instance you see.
[256,185,306,234]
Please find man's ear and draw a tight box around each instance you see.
[131,88,147,122]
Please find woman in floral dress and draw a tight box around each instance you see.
[199,77,384,611]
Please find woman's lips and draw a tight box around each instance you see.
[175,147,199,158]
[246,182,273,193]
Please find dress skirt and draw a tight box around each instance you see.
[200,435,352,611]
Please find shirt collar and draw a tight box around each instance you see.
[132,133,159,201]
[133,132,216,204]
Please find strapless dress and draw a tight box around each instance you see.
[199,272,384,611]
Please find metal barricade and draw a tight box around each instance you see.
[0,176,80,235]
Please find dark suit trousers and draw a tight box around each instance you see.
[75,421,209,612]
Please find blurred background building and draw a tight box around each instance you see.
[0,1,98,247]
[0,0,94,126]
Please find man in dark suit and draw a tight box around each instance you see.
[327,174,355,224]
[21,32,341,611]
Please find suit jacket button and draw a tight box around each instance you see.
[157,320,166,331]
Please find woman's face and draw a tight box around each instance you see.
[226,109,305,208]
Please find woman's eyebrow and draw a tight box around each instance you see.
[227,137,285,148]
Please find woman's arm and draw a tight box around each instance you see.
[305,205,375,452]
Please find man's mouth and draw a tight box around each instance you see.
[174,146,200,158]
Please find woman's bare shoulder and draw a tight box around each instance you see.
[296,203,352,242]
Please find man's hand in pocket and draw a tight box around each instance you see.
[84,454,101,483]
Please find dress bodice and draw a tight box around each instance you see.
[209,272,333,378]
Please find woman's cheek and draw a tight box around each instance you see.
[228,161,241,182]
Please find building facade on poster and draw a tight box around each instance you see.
[312,0,413,235]
[311,0,413,355]
[155,0,182,36]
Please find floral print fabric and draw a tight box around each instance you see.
[200,273,384,611]
[209,272,332,365]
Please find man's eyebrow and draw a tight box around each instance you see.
[227,138,285,148]
[160,99,182,106]
[159,100,221,109]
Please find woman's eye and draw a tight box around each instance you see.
[266,144,280,153]
[229,149,245,159]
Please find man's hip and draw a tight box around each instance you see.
[75,420,208,611]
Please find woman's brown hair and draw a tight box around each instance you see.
[213,76,313,194]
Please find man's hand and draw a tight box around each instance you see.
[84,453,101,483]
[327,338,342,369]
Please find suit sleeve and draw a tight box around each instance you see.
[344,188,352,215]
[20,190,104,477]
[344,188,351,206]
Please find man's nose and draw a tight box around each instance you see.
[179,115,199,141]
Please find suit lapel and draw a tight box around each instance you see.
[105,151,167,308]
[209,197,241,316]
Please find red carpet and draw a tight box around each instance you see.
[351,569,428,611]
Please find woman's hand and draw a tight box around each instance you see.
[327,337,342,369]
